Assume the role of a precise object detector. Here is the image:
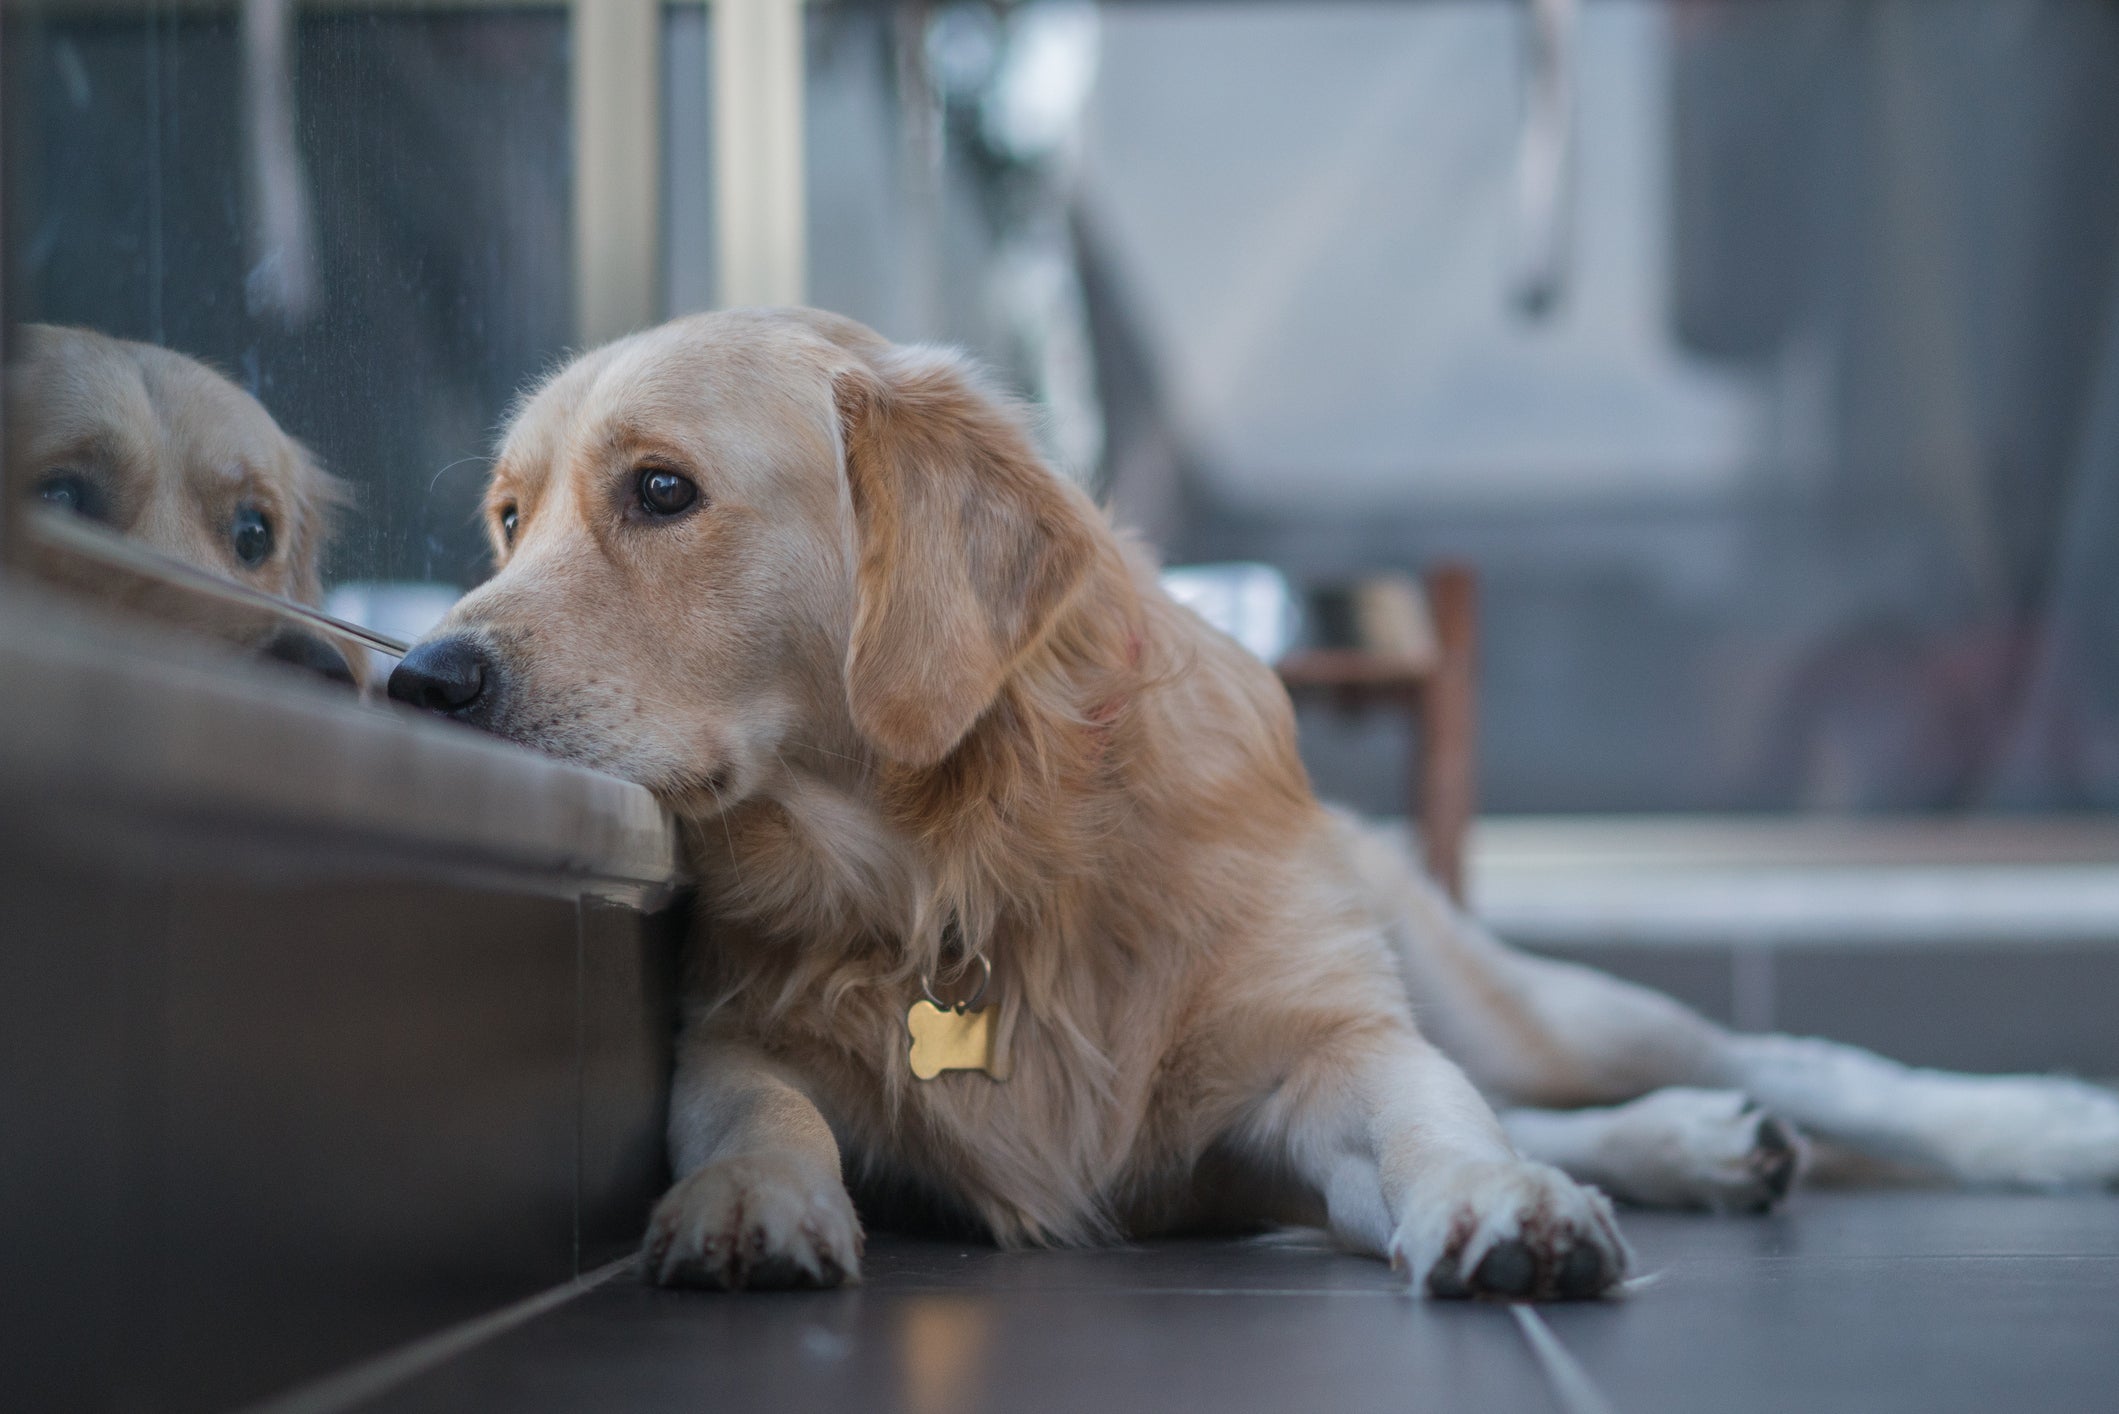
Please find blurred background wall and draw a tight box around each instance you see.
[11,0,2119,819]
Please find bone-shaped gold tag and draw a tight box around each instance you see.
[907,999,1006,1081]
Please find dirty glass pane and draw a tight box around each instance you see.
[5,4,569,651]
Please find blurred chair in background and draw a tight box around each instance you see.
[1164,561,1479,902]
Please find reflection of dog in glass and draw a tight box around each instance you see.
[391,310,2119,1302]
[5,323,356,682]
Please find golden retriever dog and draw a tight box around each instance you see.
[6,323,356,682]
[389,309,2119,1300]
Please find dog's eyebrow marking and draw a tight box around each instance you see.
[30,426,124,468]
[483,450,553,517]
[597,421,699,470]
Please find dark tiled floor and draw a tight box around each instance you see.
[352,1193,2119,1414]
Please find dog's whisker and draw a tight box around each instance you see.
[698,773,745,899]
[425,453,493,498]
[780,737,872,772]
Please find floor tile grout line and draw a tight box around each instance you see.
[1511,1306,1621,1414]
[857,1284,1427,1296]
[573,896,587,1278]
[231,1255,639,1414]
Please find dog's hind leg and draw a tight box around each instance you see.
[1340,812,2119,1191]
[1335,813,1733,1108]
[1501,1089,1804,1212]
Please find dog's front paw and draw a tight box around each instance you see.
[644,1154,863,1290]
[1391,1159,1630,1301]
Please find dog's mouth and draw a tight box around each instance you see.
[385,634,764,818]
[387,637,746,805]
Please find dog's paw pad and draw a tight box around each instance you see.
[1471,1240,1538,1298]
[1555,1241,1613,1299]
[1395,1160,1631,1302]
[1747,1112,1802,1209]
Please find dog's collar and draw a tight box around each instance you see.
[907,916,1007,1081]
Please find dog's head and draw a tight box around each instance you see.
[388,309,1099,812]
[6,323,355,681]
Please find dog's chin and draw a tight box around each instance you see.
[464,697,753,814]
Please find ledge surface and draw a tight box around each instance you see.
[0,581,682,898]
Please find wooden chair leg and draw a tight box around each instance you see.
[1417,563,1478,904]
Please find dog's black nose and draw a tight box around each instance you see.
[388,636,491,717]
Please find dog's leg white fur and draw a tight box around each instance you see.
[646,1030,865,1288]
[1502,1089,1805,1212]
[1721,1035,2119,1189]
[1341,814,2119,1195]
[1265,1031,1632,1298]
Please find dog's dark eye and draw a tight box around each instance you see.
[636,468,698,518]
[231,504,274,567]
[36,471,101,519]
[499,503,519,547]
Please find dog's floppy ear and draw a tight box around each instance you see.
[834,347,1096,768]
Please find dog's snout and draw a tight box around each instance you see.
[388,636,492,718]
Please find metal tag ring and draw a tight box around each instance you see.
[919,950,992,1011]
